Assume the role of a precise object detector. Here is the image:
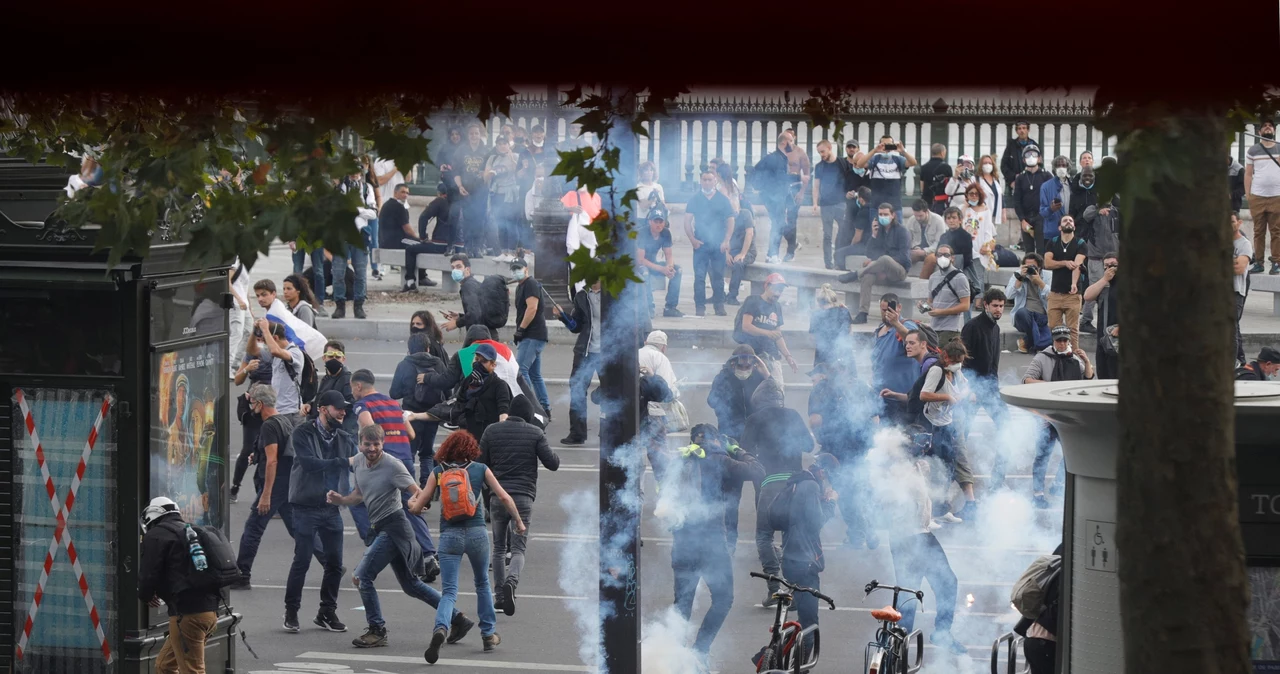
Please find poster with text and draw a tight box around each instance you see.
[151,343,226,528]
[1252,566,1280,671]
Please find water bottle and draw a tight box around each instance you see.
[184,525,208,571]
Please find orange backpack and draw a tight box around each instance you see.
[439,462,479,523]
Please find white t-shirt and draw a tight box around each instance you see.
[636,182,665,220]
[963,206,996,268]
[922,365,965,427]
[978,177,1003,224]
[374,159,403,204]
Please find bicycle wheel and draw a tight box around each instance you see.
[892,635,909,674]
[756,646,776,673]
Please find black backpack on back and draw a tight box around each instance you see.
[160,520,243,593]
[761,471,819,532]
[481,275,511,330]
[906,361,945,421]
[284,352,319,406]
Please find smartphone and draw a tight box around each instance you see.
[887,300,898,312]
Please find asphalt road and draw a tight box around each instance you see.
[228,339,1055,674]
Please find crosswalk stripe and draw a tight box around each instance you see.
[296,651,591,671]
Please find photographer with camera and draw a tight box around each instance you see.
[1006,252,1053,353]
[855,134,918,219]
[921,243,971,345]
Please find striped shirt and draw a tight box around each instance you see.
[353,392,413,463]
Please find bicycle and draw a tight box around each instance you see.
[749,571,835,674]
[863,579,925,674]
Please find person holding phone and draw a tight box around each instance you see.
[1038,155,1074,244]
[855,134,918,219]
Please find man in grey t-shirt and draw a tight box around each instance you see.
[924,245,971,343]
[327,425,471,648]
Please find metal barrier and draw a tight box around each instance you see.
[905,629,924,674]
[991,631,1031,674]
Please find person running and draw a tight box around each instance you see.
[409,430,527,663]
[390,333,448,481]
[478,413,560,615]
[917,338,974,526]
[327,424,474,649]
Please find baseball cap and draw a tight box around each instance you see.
[1258,346,1280,364]
[845,140,858,148]
[509,258,528,271]
[1051,325,1072,341]
[317,390,350,408]
[474,343,498,362]
[647,206,669,222]
[764,272,788,287]
[645,330,668,347]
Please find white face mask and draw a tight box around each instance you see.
[1025,157,1039,167]
[702,186,716,196]
[256,341,267,352]
[1055,167,1068,179]
[982,164,994,174]
[936,256,952,269]
[1054,343,1072,355]
[946,363,962,373]
[532,139,544,147]
[734,368,753,381]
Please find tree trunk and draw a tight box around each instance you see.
[1115,109,1251,672]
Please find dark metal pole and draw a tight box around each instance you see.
[599,88,642,674]
[531,83,572,316]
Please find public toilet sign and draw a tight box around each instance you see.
[1243,489,1280,522]
[1084,519,1117,573]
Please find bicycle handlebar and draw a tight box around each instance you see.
[750,572,836,609]
[864,579,925,602]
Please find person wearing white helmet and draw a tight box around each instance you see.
[139,496,223,673]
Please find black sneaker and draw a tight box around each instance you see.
[447,613,474,644]
[662,307,685,318]
[956,500,979,522]
[1078,319,1095,334]
[353,301,367,320]
[315,611,347,632]
[229,577,251,591]
[424,628,447,664]
[851,311,869,325]
[283,610,300,633]
[353,624,388,648]
[725,297,740,306]
[500,579,516,616]
[1272,262,1280,275]
[560,436,586,446]
[713,305,727,317]
[331,301,346,319]
[837,271,858,284]
[421,276,439,286]
[229,484,240,502]
[420,555,441,584]
[483,632,501,652]
[493,588,506,612]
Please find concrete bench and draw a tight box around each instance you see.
[372,248,513,292]
[741,259,929,318]
[1250,273,1280,317]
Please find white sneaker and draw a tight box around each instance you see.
[927,519,943,532]
[496,254,515,263]
[938,512,964,524]
[766,255,781,264]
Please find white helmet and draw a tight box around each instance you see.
[140,496,179,532]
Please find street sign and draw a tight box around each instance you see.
[1084,519,1117,573]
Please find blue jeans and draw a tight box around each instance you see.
[365,218,380,273]
[332,243,368,302]
[285,504,346,613]
[435,526,497,636]
[1032,423,1066,495]
[236,457,324,578]
[692,247,725,310]
[515,338,551,412]
[292,249,307,274]
[890,532,957,636]
[1014,308,1052,351]
[350,489,436,556]
[645,266,682,311]
[355,531,458,629]
[291,249,325,301]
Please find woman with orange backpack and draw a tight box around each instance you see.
[408,430,525,664]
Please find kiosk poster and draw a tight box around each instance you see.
[1252,566,1280,672]
[151,344,225,528]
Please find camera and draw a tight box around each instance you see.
[917,301,933,313]
[1026,266,1038,275]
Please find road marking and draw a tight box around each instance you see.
[252,584,588,601]
[297,651,592,671]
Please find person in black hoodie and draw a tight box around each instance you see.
[458,343,511,442]
[778,453,840,659]
[741,376,813,602]
[390,333,448,480]
[139,497,223,671]
[653,424,763,670]
[1000,121,1042,189]
[1016,543,1064,674]
[410,310,451,363]
[478,414,560,615]
[441,254,494,339]
[311,340,358,432]
[1013,146,1052,254]
[707,346,769,439]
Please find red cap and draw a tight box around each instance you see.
[764,272,787,286]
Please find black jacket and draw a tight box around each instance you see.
[751,150,792,200]
[1068,178,1101,240]
[865,221,913,270]
[1013,169,1053,222]
[312,368,358,434]
[138,516,222,616]
[391,352,448,412]
[289,420,356,506]
[707,365,766,439]
[1236,361,1268,381]
[456,276,487,330]
[421,325,492,396]
[557,289,597,356]
[961,311,1001,378]
[460,371,511,441]
[741,406,814,475]
[478,417,559,500]
[1000,137,1042,184]
[918,157,953,206]
[661,447,765,563]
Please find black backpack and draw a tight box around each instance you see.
[284,352,319,406]
[161,521,243,592]
[481,275,511,330]
[906,362,945,421]
[761,471,819,532]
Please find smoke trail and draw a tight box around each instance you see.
[558,489,602,671]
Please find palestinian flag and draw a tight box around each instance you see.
[457,340,523,398]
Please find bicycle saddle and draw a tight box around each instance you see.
[870,606,902,623]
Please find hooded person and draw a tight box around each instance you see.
[707,345,769,440]
[390,333,449,479]
[419,325,545,428]
[457,343,512,442]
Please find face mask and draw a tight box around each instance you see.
[982,164,994,174]
[967,199,979,207]
[1054,343,1072,355]
[532,139,544,147]
[470,363,488,380]
[256,341,266,352]
[960,169,973,179]
[1081,180,1095,190]
[734,368,753,381]
[1264,131,1276,140]
[451,269,465,282]
[946,363,962,373]
[1025,157,1039,167]
[877,215,891,226]
[936,256,952,269]
[410,325,425,334]
[853,167,866,176]
[702,186,716,196]
[513,269,526,281]
[1055,167,1068,179]
[324,359,342,375]
[323,413,341,431]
